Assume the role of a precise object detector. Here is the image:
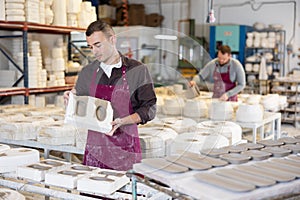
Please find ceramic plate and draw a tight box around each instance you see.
[165,155,212,171]
[270,158,300,169]
[241,150,272,161]
[194,172,256,192]
[219,153,251,164]
[286,154,300,162]
[142,158,189,173]
[215,168,276,187]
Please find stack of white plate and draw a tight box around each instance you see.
[66,0,82,27]
[0,0,5,20]
[44,0,53,25]
[78,1,93,28]
[52,0,67,26]
[5,0,26,21]
[29,41,47,87]
[39,0,45,24]
[25,0,40,23]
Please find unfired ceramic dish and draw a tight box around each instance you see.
[235,165,296,182]
[237,143,264,150]
[286,154,300,162]
[270,158,300,169]
[200,148,229,158]
[255,162,300,178]
[278,137,300,144]
[181,151,228,167]
[215,168,276,187]
[241,150,272,161]
[165,155,212,171]
[219,153,251,164]
[258,139,284,147]
[194,172,256,192]
[261,147,292,157]
[227,145,248,153]
[281,144,300,154]
[142,158,189,173]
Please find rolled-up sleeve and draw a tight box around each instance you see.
[127,63,157,124]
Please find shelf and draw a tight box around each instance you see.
[0,85,74,97]
[0,21,86,34]
[28,84,74,94]
[0,87,26,97]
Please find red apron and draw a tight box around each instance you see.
[212,64,238,101]
[83,65,142,171]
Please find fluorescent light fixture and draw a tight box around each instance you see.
[154,34,178,40]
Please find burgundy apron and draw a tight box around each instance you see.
[212,64,238,101]
[83,65,142,171]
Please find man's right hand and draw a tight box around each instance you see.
[63,88,76,106]
[189,80,196,87]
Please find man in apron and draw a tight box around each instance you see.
[190,45,245,101]
[64,20,157,171]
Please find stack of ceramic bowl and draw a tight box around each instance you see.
[5,0,26,21]
[66,0,82,27]
[236,103,264,123]
[29,41,47,87]
[208,100,233,121]
[47,46,66,86]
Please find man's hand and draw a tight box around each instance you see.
[189,80,196,87]
[106,118,123,136]
[63,88,76,106]
[219,93,229,101]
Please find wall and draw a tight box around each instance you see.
[190,0,300,74]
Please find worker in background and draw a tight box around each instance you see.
[64,20,157,171]
[190,45,245,101]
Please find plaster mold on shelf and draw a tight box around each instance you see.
[45,164,99,189]
[77,169,130,195]
[0,148,40,173]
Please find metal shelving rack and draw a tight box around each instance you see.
[0,20,86,103]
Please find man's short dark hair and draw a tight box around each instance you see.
[218,45,231,55]
[85,20,114,38]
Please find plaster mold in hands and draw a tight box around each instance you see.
[65,93,113,134]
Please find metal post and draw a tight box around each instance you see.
[23,30,29,104]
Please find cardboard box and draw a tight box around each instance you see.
[98,5,116,20]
